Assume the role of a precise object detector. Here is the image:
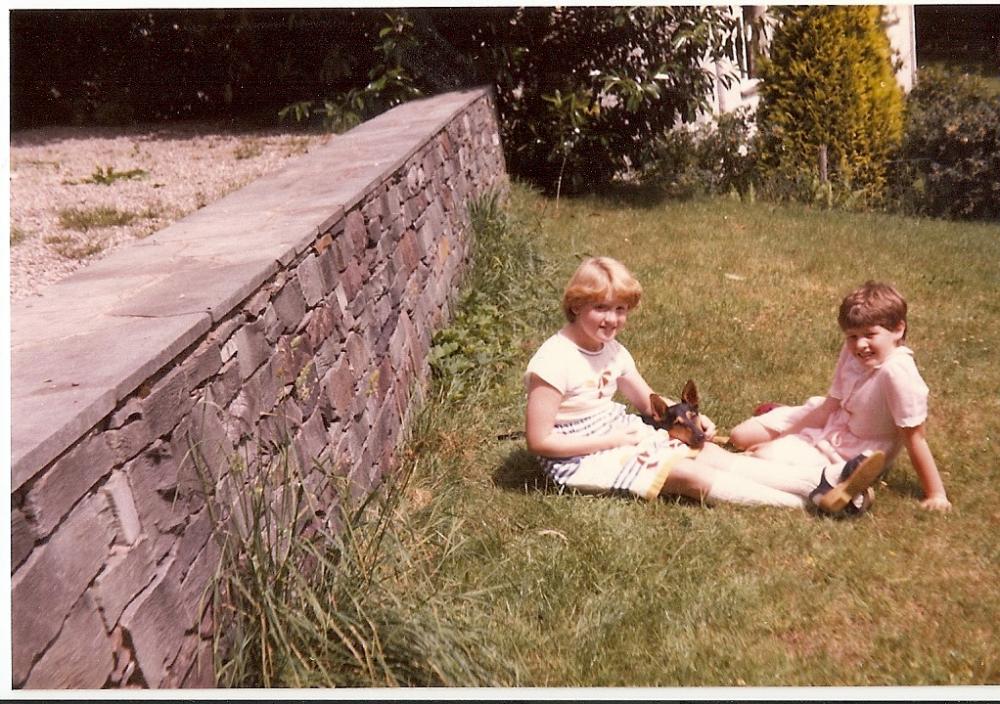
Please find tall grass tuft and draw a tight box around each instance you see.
[198,431,515,686]
[428,185,561,401]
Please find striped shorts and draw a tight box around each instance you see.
[538,402,699,501]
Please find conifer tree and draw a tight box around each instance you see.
[756,6,905,206]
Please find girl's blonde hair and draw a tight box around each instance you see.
[838,280,908,338]
[562,257,642,322]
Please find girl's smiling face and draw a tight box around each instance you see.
[843,322,905,368]
[569,296,630,351]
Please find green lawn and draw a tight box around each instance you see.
[217,184,1000,688]
[398,185,1000,687]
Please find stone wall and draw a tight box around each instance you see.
[10,87,507,688]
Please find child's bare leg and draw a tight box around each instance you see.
[663,455,806,509]
[692,443,822,497]
[729,418,779,450]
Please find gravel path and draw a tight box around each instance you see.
[9,121,331,302]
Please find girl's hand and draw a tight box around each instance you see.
[609,428,644,450]
[920,494,952,512]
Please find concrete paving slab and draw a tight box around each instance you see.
[12,384,117,492]
[12,312,211,490]
[109,260,279,323]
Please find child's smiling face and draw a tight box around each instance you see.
[571,295,630,351]
[843,322,905,368]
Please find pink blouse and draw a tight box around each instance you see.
[764,344,929,463]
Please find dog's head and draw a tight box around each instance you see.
[643,379,706,449]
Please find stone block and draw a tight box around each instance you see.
[263,303,283,343]
[324,357,356,422]
[102,470,142,546]
[272,279,307,334]
[161,632,200,689]
[404,195,421,224]
[93,537,158,630]
[377,357,394,403]
[332,280,350,316]
[365,213,382,248]
[24,432,116,539]
[293,408,330,476]
[382,184,402,221]
[341,259,364,303]
[294,360,322,420]
[176,508,214,584]
[120,565,193,689]
[313,334,343,382]
[108,396,143,429]
[180,400,234,487]
[180,525,220,613]
[316,245,338,291]
[181,340,223,392]
[207,359,242,409]
[226,384,261,442]
[104,416,152,467]
[24,593,114,689]
[373,292,393,332]
[349,288,370,319]
[345,210,367,252]
[296,254,327,307]
[11,505,36,571]
[248,356,282,419]
[12,492,115,686]
[234,318,270,380]
[305,303,337,352]
[332,232,353,273]
[141,366,194,440]
[405,164,420,195]
[259,396,303,450]
[399,227,420,266]
[126,447,186,536]
[343,331,370,376]
[181,637,215,688]
[275,334,311,387]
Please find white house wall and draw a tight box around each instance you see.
[699,4,917,122]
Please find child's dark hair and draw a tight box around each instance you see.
[838,281,908,337]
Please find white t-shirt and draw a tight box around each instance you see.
[524,331,638,422]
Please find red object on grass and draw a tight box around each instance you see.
[753,402,784,416]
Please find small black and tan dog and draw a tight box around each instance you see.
[642,379,709,449]
[499,379,725,449]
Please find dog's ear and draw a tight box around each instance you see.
[681,379,699,407]
[650,393,670,420]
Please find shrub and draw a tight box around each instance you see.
[648,108,757,199]
[282,8,740,196]
[891,66,1000,220]
[755,6,905,207]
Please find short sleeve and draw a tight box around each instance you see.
[615,342,638,377]
[882,353,929,428]
[828,343,855,400]
[525,338,569,394]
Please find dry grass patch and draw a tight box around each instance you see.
[43,232,106,259]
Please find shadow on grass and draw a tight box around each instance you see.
[492,448,555,494]
[492,447,710,509]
